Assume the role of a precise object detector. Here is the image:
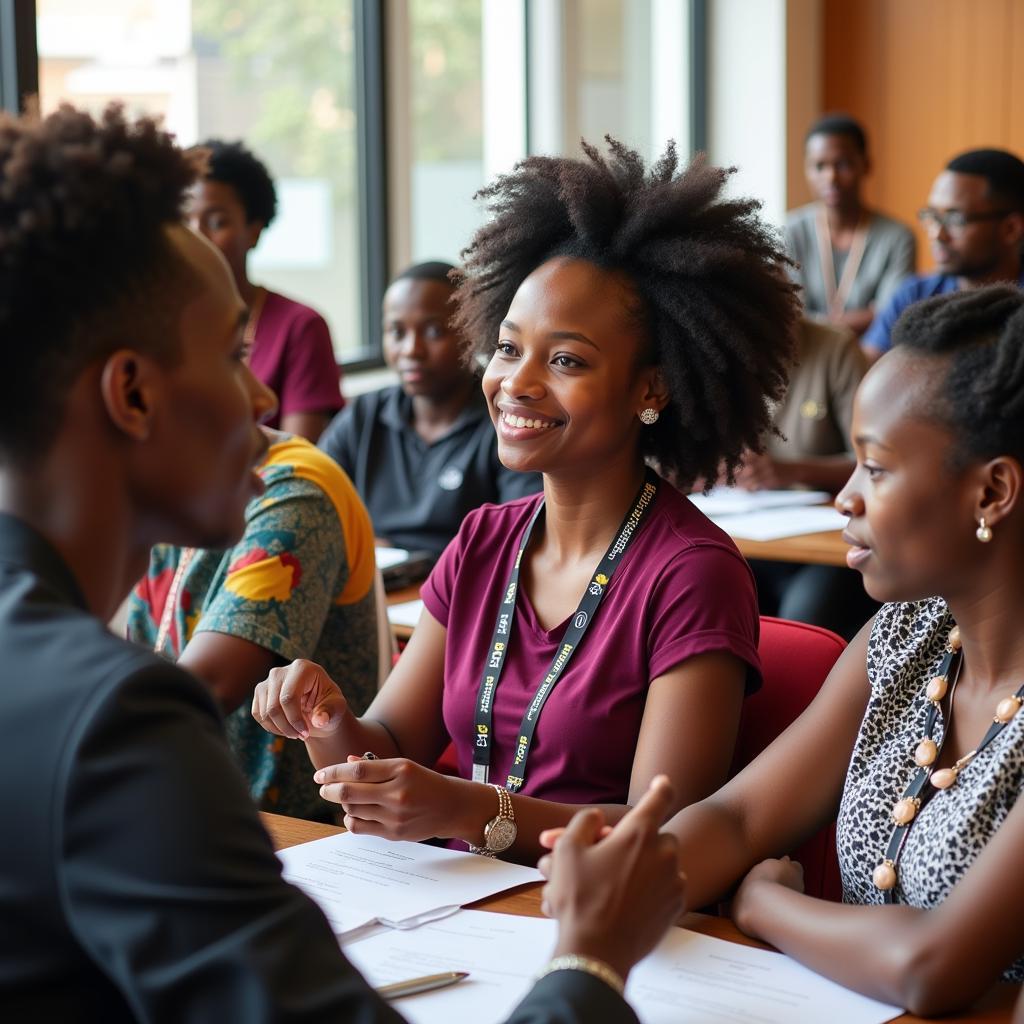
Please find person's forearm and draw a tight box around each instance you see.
[665,799,764,909]
[735,882,993,1016]
[773,456,855,494]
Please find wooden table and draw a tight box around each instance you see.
[262,813,1018,1023]
[731,528,850,568]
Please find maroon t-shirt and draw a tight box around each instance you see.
[421,483,761,807]
[249,290,344,429]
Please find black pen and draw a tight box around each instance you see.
[375,970,469,999]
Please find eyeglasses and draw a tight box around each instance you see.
[917,207,1012,232]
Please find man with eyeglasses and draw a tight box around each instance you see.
[862,148,1024,361]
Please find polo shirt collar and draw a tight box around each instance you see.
[941,270,1024,290]
[0,512,87,609]
[379,384,490,438]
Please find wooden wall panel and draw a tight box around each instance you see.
[822,0,1024,272]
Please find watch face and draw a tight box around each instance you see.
[485,816,517,852]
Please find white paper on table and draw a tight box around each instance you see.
[376,547,412,570]
[277,833,541,942]
[689,487,833,517]
[344,909,902,1024]
[387,599,424,629]
[713,505,847,541]
[625,925,901,1024]
[344,909,549,1022]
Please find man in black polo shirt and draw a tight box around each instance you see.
[321,261,541,558]
[0,104,682,1022]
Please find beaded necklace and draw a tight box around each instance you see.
[873,625,1024,901]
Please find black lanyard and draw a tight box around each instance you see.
[471,469,660,793]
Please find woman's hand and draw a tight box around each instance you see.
[313,756,480,842]
[251,659,351,741]
[734,450,788,491]
[730,856,805,940]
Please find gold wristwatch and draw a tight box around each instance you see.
[469,784,517,856]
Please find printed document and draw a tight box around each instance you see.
[689,487,832,517]
[710,504,847,541]
[345,909,902,1024]
[277,832,541,941]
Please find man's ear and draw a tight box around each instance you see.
[1002,211,1024,249]
[99,350,158,441]
[245,219,265,253]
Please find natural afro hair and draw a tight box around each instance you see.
[200,138,277,225]
[453,137,799,487]
[892,284,1024,467]
[0,103,202,464]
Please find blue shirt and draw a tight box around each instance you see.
[864,271,1024,354]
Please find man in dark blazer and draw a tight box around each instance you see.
[0,104,683,1022]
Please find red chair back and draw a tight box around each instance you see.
[733,615,846,901]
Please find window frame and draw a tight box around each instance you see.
[0,0,38,114]
[17,0,389,372]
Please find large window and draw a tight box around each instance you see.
[36,0,364,361]
[27,1,700,361]
[407,0,484,264]
[386,0,693,273]
[528,0,692,165]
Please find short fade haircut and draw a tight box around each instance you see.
[0,103,201,465]
[805,113,868,156]
[454,137,799,488]
[393,260,457,287]
[200,138,277,226]
[892,284,1024,468]
[945,148,1024,214]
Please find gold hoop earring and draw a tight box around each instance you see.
[976,517,993,543]
[638,408,659,426]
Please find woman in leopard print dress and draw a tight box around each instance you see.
[654,283,1024,1016]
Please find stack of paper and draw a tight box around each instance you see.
[376,547,413,571]
[689,487,847,540]
[345,909,903,1024]
[277,832,541,942]
[709,504,848,541]
[387,599,424,629]
[689,487,833,517]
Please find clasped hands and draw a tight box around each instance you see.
[314,755,471,841]
[251,658,470,841]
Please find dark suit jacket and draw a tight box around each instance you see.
[0,514,636,1023]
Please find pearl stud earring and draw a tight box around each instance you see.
[976,517,993,543]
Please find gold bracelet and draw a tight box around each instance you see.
[537,954,625,997]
